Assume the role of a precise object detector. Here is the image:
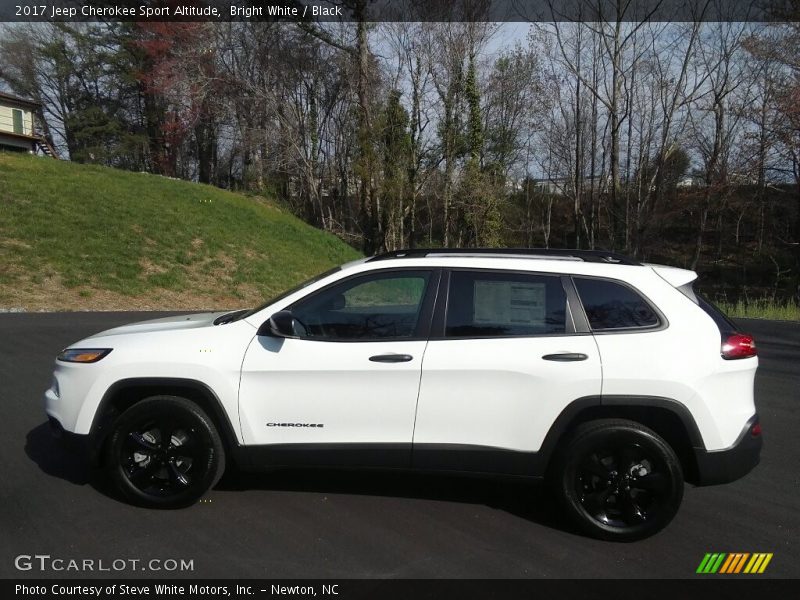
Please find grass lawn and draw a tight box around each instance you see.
[717,298,800,322]
[0,152,361,310]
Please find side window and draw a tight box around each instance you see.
[291,270,431,340]
[445,271,567,337]
[573,277,660,330]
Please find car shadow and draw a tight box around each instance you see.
[26,422,574,535]
[24,422,93,486]
[216,467,572,534]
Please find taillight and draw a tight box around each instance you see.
[721,333,757,360]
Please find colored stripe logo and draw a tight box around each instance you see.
[696,553,773,574]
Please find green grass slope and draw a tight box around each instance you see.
[0,153,361,310]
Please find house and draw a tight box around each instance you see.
[534,177,569,195]
[533,175,609,196]
[0,91,57,157]
[676,174,705,188]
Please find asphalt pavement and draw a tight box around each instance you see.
[1,312,797,578]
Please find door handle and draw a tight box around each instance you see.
[369,353,414,363]
[542,352,589,362]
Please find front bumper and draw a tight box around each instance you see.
[48,416,99,466]
[693,415,762,486]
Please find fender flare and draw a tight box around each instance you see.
[535,394,705,473]
[91,377,242,453]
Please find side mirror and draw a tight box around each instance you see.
[257,310,297,338]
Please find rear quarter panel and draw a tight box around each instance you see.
[590,269,757,449]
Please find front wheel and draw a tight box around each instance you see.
[106,396,225,508]
[552,418,684,541]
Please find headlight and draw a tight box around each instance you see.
[57,348,113,363]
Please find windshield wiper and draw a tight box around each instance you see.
[213,309,248,325]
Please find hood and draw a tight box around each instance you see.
[89,311,233,338]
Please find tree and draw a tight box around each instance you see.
[381,21,437,248]
[0,23,148,167]
[378,89,412,250]
[687,21,749,269]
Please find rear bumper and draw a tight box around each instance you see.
[693,415,762,486]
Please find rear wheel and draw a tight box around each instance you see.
[552,418,683,541]
[106,396,225,508]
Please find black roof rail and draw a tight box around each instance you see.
[367,248,642,266]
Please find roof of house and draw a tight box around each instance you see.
[0,91,41,109]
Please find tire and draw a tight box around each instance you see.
[106,395,225,508]
[551,418,684,542]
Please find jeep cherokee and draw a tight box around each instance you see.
[44,248,762,541]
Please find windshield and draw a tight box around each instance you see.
[216,266,342,324]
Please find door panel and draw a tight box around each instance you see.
[413,269,602,471]
[237,269,438,467]
[413,335,601,455]
[239,337,428,448]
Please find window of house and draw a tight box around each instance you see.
[12,109,24,135]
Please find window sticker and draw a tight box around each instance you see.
[473,281,546,326]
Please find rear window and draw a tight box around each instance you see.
[574,277,660,330]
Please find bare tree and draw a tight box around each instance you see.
[687,21,749,269]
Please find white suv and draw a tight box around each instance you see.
[45,249,761,541]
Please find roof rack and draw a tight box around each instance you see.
[367,248,642,266]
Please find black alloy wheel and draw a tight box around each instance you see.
[107,396,225,508]
[553,418,684,541]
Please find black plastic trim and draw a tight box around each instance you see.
[369,353,414,363]
[429,269,450,339]
[237,443,412,469]
[93,377,242,457]
[598,394,705,448]
[531,394,707,475]
[693,415,762,486]
[48,416,98,465]
[562,274,590,333]
[368,247,642,265]
[534,396,600,471]
[542,352,588,361]
[236,441,541,477]
[411,444,540,476]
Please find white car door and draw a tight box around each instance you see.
[238,269,439,467]
[412,269,602,474]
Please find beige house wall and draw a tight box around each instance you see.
[0,104,34,136]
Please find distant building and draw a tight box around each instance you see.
[676,174,708,188]
[0,91,57,157]
[533,177,569,195]
[533,175,608,196]
[676,172,759,188]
